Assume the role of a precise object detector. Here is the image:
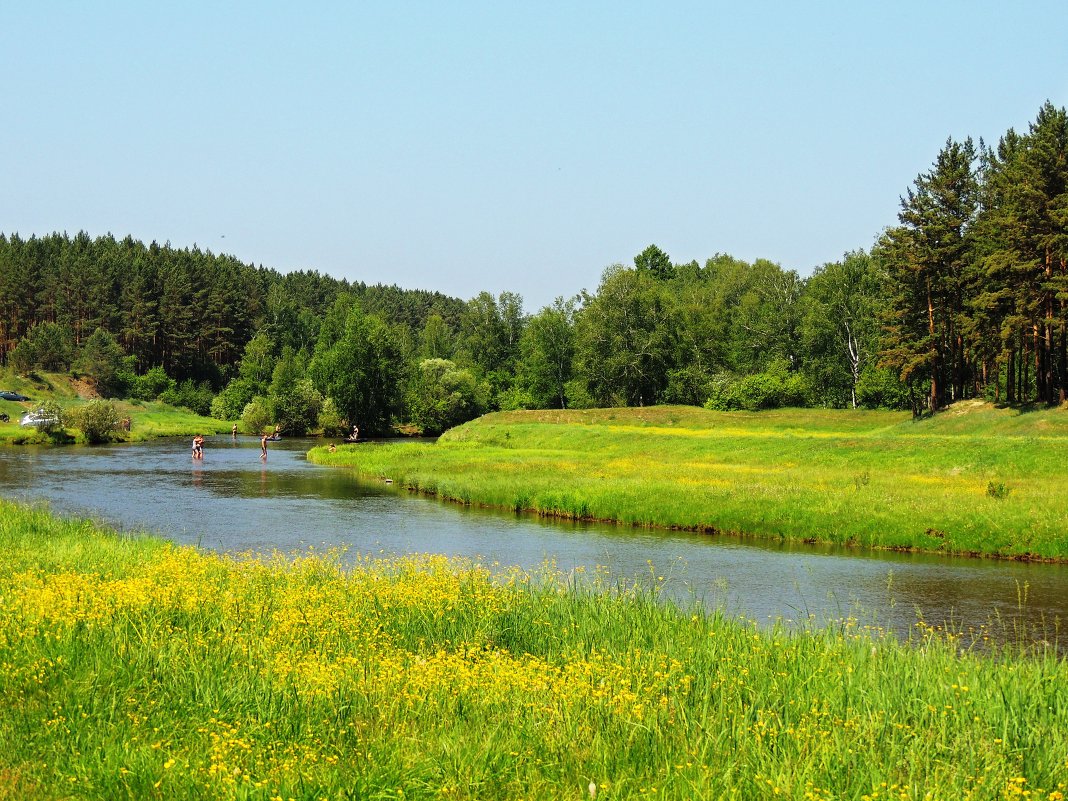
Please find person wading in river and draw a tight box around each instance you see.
[260,432,269,459]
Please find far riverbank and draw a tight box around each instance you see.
[0,369,233,445]
[309,403,1068,562]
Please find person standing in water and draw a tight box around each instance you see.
[232,424,238,438]
[260,432,269,459]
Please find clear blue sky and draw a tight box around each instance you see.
[3,2,1066,312]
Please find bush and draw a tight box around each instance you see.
[131,367,175,401]
[159,380,214,416]
[496,386,536,411]
[241,396,272,434]
[856,366,911,410]
[68,400,122,444]
[563,379,596,410]
[986,480,1011,499]
[663,365,714,407]
[270,378,322,435]
[210,378,255,420]
[407,359,487,435]
[317,397,345,436]
[703,362,810,412]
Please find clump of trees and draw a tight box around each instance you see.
[2,102,1064,431]
[877,101,1068,411]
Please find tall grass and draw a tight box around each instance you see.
[310,404,1068,560]
[2,500,1066,799]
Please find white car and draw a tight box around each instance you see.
[20,410,60,428]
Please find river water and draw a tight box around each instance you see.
[1,435,1065,648]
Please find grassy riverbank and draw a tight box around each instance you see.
[1,500,1066,799]
[310,403,1068,560]
[0,370,230,444]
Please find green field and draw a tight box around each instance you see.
[0,370,231,445]
[310,403,1068,560]
[1,499,1066,800]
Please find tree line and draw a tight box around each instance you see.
[877,101,1068,410]
[1,101,1064,432]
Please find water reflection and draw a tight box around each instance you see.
[0,436,1064,648]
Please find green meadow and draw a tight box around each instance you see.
[1,499,1066,800]
[0,369,231,445]
[310,403,1068,561]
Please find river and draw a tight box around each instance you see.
[1,435,1064,649]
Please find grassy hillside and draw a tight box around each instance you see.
[2,499,1066,799]
[310,403,1068,560]
[0,369,230,444]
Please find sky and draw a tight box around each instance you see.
[3,2,1067,312]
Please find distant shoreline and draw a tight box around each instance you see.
[309,403,1068,563]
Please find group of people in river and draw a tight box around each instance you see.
[190,422,361,462]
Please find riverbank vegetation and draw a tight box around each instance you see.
[3,103,1067,437]
[0,369,230,445]
[310,404,1068,561]
[1,499,1065,799]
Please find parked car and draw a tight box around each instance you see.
[0,390,30,401]
[20,409,60,428]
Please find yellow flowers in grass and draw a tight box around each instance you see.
[3,500,1068,799]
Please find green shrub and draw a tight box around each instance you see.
[987,480,1011,499]
[496,386,536,411]
[210,378,255,420]
[131,366,175,401]
[269,378,322,435]
[856,365,912,410]
[241,396,272,434]
[407,359,488,435]
[317,397,346,436]
[663,364,714,406]
[563,378,596,409]
[704,362,810,411]
[68,399,122,444]
[159,380,214,416]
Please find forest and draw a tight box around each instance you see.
[1,102,1065,434]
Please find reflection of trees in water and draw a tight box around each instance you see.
[224,467,384,503]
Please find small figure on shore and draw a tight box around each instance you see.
[348,424,360,443]
[260,432,269,459]
[231,424,238,438]
[329,443,337,453]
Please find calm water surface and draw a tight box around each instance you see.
[1,436,1065,647]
